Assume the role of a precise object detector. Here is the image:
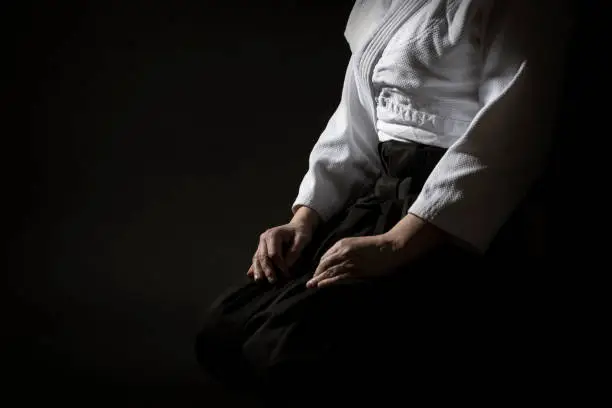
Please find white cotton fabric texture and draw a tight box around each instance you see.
[292,0,569,253]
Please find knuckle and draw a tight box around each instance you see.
[340,238,352,248]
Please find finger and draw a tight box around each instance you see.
[306,269,333,288]
[316,273,351,288]
[252,238,266,280]
[285,234,309,267]
[258,252,277,283]
[318,242,343,265]
[247,264,254,277]
[265,235,288,277]
[307,264,344,288]
[312,252,342,279]
[258,235,277,283]
[253,257,263,281]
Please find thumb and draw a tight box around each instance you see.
[285,233,310,267]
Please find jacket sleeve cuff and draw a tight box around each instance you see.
[406,152,508,255]
[291,198,338,224]
[291,175,345,223]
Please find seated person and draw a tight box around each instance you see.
[196,0,570,403]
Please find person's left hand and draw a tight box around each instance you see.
[306,235,402,288]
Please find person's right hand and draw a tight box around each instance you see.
[247,221,314,283]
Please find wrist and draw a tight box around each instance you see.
[383,213,426,247]
[382,213,447,263]
[290,205,321,234]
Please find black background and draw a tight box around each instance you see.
[6,1,354,405]
[4,1,601,406]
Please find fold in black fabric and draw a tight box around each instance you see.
[195,140,542,404]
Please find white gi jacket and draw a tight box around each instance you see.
[292,0,570,253]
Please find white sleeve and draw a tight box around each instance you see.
[291,55,382,221]
[407,1,570,253]
[291,1,390,221]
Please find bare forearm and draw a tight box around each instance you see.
[382,212,448,265]
[290,205,322,235]
[292,206,446,266]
